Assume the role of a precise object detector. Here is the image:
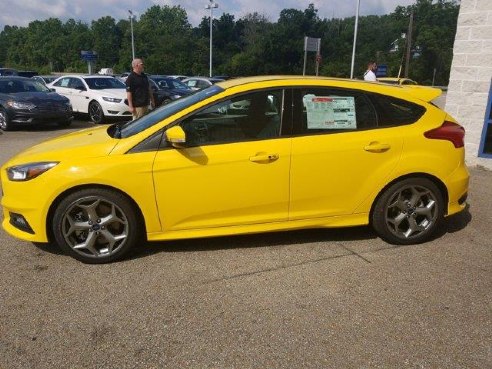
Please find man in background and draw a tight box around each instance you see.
[364,61,378,81]
[126,58,155,119]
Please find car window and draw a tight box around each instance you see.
[178,89,284,146]
[69,78,85,90]
[171,80,189,89]
[197,80,209,89]
[22,80,50,92]
[369,93,425,126]
[293,88,378,135]
[116,85,224,138]
[84,77,125,90]
[54,77,71,88]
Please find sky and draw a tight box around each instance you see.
[1,0,417,31]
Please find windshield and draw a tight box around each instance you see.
[84,77,126,90]
[0,79,50,93]
[114,85,224,138]
[152,78,190,90]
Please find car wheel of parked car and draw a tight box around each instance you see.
[52,188,142,264]
[0,108,13,131]
[372,178,444,245]
[89,101,105,124]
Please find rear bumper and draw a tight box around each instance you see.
[445,164,470,216]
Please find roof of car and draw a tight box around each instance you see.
[0,76,31,80]
[213,75,441,103]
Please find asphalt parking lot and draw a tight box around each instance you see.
[0,117,491,369]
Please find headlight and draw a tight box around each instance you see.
[171,95,181,100]
[6,100,36,110]
[102,97,122,103]
[7,162,59,181]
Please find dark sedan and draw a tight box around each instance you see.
[149,75,193,106]
[0,77,73,131]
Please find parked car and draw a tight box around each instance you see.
[182,76,224,91]
[378,77,419,86]
[48,75,131,123]
[0,76,73,131]
[0,76,469,263]
[167,75,188,81]
[0,68,18,76]
[31,75,58,86]
[149,75,193,106]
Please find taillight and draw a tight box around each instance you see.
[424,121,465,148]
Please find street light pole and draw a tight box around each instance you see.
[205,0,218,78]
[129,10,135,60]
[350,0,361,79]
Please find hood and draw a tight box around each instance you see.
[5,126,118,166]
[91,88,126,99]
[10,91,69,104]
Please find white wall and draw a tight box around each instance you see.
[445,0,492,169]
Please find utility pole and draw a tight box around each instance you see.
[350,0,361,79]
[404,10,414,78]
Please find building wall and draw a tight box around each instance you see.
[445,0,492,169]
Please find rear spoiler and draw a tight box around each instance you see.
[401,86,442,102]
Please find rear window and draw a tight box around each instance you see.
[369,94,425,126]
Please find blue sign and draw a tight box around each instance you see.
[376,64,388,77]
[81,50,97,61]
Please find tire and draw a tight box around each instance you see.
[88,101,105,124]
[372,178,444,245]
[0,108,13,131]
[52,188,142,264]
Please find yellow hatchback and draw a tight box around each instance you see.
[1,76,469,263]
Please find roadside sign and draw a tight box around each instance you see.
[81,50,98,61]
[376,64,388,77]
[304,37,320,52]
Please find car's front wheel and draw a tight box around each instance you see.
[372,178,444,245]
[0,108,13,131]
[52,188,142,263]
[88,101,105,124]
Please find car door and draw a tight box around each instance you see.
[289,87,404,220]
[51,77,73,100]
[68,77,90,113]
[152,89,291,231]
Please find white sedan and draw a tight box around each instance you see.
[48,75,131,123]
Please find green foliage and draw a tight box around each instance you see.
[0,1,459,84]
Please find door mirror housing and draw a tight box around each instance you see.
[165,126,187,148]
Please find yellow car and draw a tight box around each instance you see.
[1,76,469,263]
[378,77,419,86]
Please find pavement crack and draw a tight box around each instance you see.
[337,243,372,263]
[203,253,350,285]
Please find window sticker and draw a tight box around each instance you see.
[303,94,357,129]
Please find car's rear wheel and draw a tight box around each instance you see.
[88,101,105,124]
[0,108,13,131]
[52,188,142,263]
[372,178,444,245]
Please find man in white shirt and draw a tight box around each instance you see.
[363,61,378,81]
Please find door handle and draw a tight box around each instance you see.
[364,142,390,153]
[249,153,279,163]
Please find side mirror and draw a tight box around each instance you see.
[165,126,187,148]
[75,86,86,91]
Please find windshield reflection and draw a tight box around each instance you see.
[115,85,224,138]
